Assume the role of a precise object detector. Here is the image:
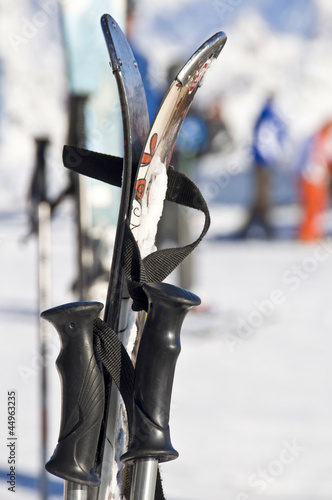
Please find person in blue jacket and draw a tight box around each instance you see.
[243,94,287,238]
[126,4,163,123]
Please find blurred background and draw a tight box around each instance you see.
[1,0,332,499]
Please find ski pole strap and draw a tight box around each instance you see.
[63,145,124,187]
[126,166,210,311]
[93,318,166,500]
[93,317,134,426]
[63,146,210,311]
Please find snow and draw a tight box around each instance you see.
[1,210,332,499]
[162,239,332,499]
[136,156,168,258]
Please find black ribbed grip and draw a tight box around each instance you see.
[121,282,200,464]
[41,301,104,486]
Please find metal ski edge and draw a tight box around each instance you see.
[176,31,227,85]
[100,14,122,73]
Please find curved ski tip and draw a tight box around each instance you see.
[100,13,135,73]
[100,13,118,32]
[100,13,112,25]
[176,31,227,85]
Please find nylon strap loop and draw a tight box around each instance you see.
[63,145,210,311]
[93,317,134,427]
[63,145,124,187]
[123,166,210,311]
[93,317,165,500]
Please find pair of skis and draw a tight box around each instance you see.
[42,14,226,500]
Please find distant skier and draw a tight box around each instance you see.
[126,3,163,122]
[204,100,233,155]
[243,94,287,238]
[296,119,332,241]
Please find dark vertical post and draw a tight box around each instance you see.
[67,94,90,301]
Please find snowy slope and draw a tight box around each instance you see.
[1,210,332,499]
[163,239,332,499]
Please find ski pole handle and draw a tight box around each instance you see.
[121,282,200,464]
[41,302,104,486]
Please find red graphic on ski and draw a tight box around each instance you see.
[135,133,158,200]
[141,133,158,165]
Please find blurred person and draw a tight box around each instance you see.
[204,100,233,155]
[296,119,332,241]
[126,2,163,123]
[155,61,208,289]
[242,93,287,238]
[174,99,233,290]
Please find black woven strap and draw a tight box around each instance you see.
[63,145,124,187]
[93,316,165,500]
[63,146,210,310]
[93,317,134,426]
[125,165,210,310]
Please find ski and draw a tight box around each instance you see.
[96,13,150,500]
[130,36,226,251]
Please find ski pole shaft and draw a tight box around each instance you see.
[40,302,104,497]
[121,283,200,498]
[38,201,51,500]
[67,94,90,301]
[34,137,51,500]
[64,481,88,500]
[38,201,52,500]
[129,458,158,500]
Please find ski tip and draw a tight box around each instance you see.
[100,14,119,70]
[100,13,125,38]
[100,13,112,27]
[100,13,137,74]
[100,13,119,41]
[101,13,120,27]
[176,31,227,85]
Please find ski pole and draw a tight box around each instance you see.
[121,282,201,499]
[38,198,52,500]
[31,137,52,500]
[40,302,105,500]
